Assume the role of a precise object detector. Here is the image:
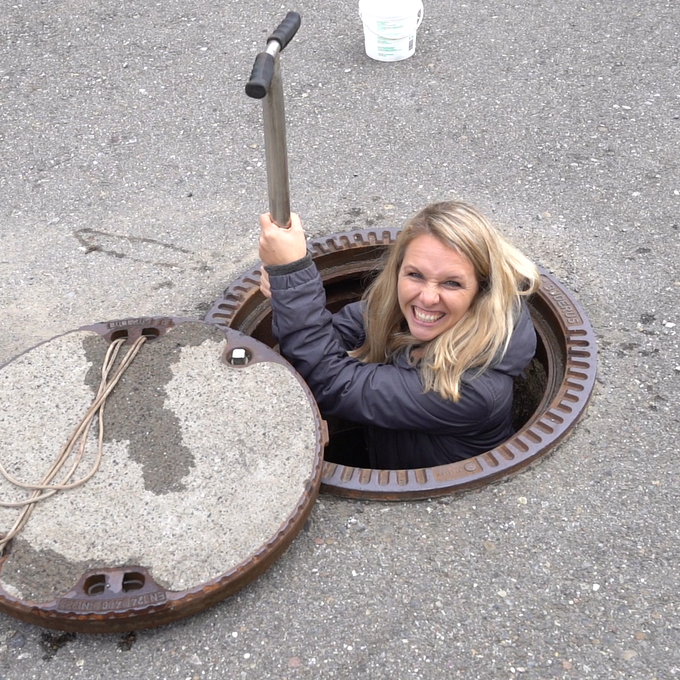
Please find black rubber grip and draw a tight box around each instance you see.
[268,11,301,50]
[245,52,275,99]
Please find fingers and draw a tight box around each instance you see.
[259,212,302,231]
[259,212,308,266]
[259,212,302,233]
[259,265,272,299]
[259,212,277,231]
[288,212,303,232]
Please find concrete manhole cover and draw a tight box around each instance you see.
[0,319,325,631]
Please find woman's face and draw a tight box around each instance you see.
[397,234,480,343]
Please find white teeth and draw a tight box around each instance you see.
[413,307,444,323]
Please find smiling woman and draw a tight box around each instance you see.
[398,234,480,343]
[258,201,541,470]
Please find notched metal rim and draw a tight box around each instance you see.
[206,228,598,501]
[0,319,326,632]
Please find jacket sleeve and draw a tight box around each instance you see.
[268,262,499,433]
[331,302,366,351]
[270,287,365,351]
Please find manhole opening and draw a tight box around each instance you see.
[205,228,596,498]
[141,327,160,339]
[122,572,145,592]
[218,259,552,466]
[323,342,549,468]
[110,330,129,342]
[83,574,107,596]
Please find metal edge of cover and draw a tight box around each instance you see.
[0,318,326,632]
[205,228,598,500]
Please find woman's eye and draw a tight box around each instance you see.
[443,280,461,288]
[407,272,423,280]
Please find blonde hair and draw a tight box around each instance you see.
[351,201,541,401]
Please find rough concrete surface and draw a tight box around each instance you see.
[0,0,678,678]
[0,324,318,600]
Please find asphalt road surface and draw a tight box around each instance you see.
[0,1,678,678]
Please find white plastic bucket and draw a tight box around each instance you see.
[359,0,424,62]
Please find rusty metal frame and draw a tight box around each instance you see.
[206,228,597,500]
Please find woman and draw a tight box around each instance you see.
[259,200,541,470]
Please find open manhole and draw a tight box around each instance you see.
[0,318,325,631]
[206,228,597,500]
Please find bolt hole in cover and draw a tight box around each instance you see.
[205,229,597,500]
[0,318,325,632]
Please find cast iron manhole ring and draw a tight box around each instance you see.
[206,228,597,500]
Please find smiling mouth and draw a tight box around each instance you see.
[412,307,445,324]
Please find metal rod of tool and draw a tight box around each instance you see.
[245,12,302,228]
[262,42,290,228]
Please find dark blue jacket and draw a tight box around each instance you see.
[268,259,536,469]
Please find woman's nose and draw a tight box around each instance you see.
[420,282,440,306]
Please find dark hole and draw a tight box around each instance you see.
[110,330,129,342]
[232,258,551,468]
[122,572,145,592]
[83,574,107,596]
[141,327,160,339]
[324,419,371,467]
[322,271,549,466]
[323,346,548,469]
[511,347,548,431]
